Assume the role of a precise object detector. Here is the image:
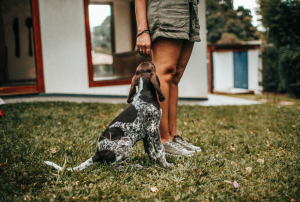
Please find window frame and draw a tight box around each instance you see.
[83,0,132,87]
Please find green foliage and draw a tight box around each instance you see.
[257,0,300,95]
[206,0,259,44]
[261,45,279,92]
[257,0,300,47]
[278,45,300,97]
[92,16,112,54]
[1,102,300,201]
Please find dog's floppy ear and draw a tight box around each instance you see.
[127,74,140,103]
[150,72,165,102]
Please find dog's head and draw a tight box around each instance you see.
[127,61,165,103]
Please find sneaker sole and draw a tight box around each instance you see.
[165,152,194,157]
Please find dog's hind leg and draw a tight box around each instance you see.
[111,137,134,171]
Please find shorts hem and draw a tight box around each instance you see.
[151,30,189,42]
[151,30,200,42]
[190,35,201,42]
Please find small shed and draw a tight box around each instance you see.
[207,41,263,94]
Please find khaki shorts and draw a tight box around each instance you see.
[147,0,201,42]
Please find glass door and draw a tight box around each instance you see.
[0,0,38,88]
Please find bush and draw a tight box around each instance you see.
[278,45,300,98]
[261,45,279,92]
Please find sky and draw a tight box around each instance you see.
[233,0,264,31]
[88,5,111,29]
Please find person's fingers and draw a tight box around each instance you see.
[146,45,151,58]
[143,46,147,57]
[136,45,141,55]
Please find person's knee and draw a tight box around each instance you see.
[157,64,176,84]
[172,69,184,85]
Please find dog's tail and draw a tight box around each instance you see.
[44,157,93,171]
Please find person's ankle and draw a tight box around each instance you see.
[161,138,169,144]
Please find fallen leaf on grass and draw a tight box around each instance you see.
[82,196,88,200]
[199,170,203,176]
[231,161,237,166]
[101,196,106,198]
[150,187,159,192]
[21,184,26,190]
[33,182,38,187]
[291,199,296,202]
[50,148,56,154]
[246,167,252,173]
[225,180,232,184]
[0,163,8,167]
[233,181,239,189]
[178,164,184,168]
[257,159,264,164]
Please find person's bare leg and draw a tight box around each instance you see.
[152,37,183,144]
[168,41,194,137]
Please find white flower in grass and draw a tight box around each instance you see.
[150,187,159,192]
[246,167,252,173]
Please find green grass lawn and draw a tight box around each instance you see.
[0,101,299,201]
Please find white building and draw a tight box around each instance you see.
[0,0,208,100]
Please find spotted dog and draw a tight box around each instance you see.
[45,62,174,171]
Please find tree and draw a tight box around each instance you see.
[257,0,300,97]
[257,0,300,47]
[92,16,112,54]
[206,0,259,44]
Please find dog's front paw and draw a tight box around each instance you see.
[148,155,157,161]
[163,162,174,169]
[134,164,143,171]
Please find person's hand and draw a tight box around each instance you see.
[136,33,151,58]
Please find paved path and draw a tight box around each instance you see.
[2,94,260,106]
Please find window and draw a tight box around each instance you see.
[84,0,152,87]
[0,0,37,87]
[89,4,115,81]
[0,0,45,95]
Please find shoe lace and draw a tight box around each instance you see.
[168,141,184,150]
[174,135,192,146]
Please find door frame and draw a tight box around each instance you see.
[0,0,45,96]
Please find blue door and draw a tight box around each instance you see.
[233,51,248,89]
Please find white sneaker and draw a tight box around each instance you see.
[173,135,201,152]
[163,141,194,156]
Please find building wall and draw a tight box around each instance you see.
[178,0,208,98]
[248,49,262,94]
[212,49,262,94]
[38,0,208,98]
[212,51,234,91]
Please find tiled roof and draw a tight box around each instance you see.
[92,52,113,65]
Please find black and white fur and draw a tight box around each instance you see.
[45,62,174,171]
